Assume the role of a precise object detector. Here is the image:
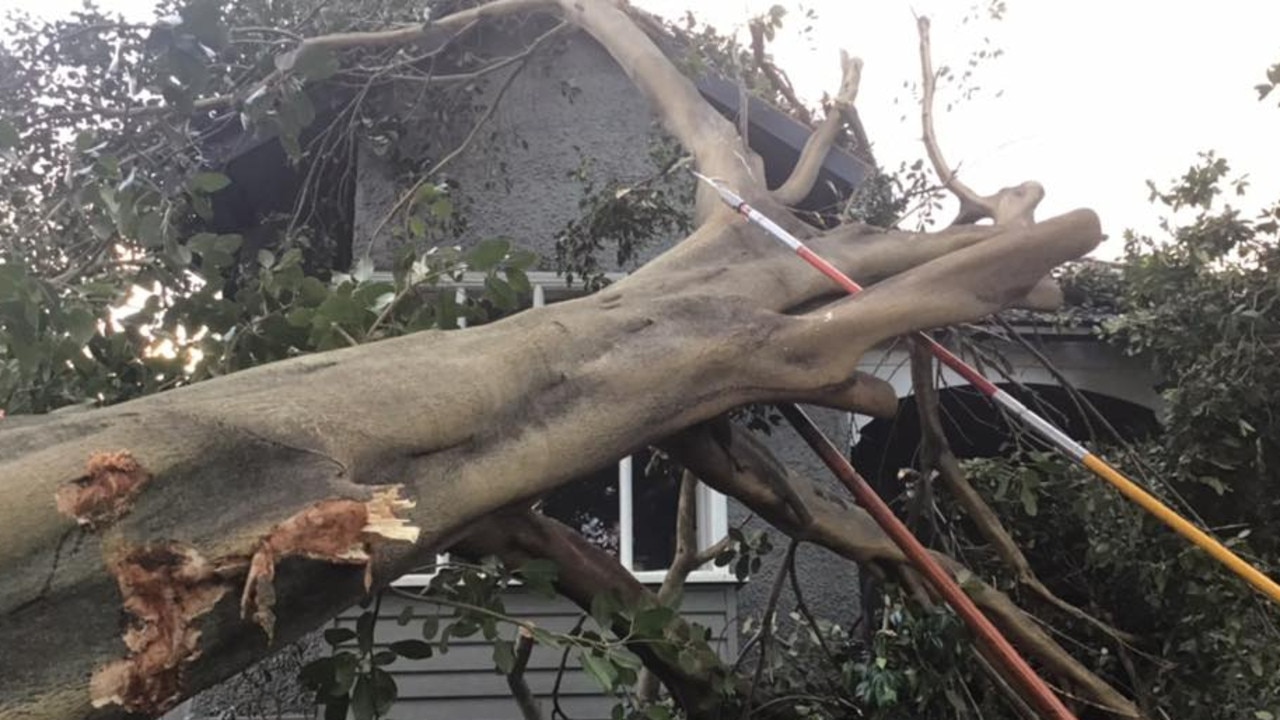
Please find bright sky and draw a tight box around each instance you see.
[8,0,1279,258]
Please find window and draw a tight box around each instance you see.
[391,272,731,586]
[538,449,731,584]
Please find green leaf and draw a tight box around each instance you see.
[607,648,643,670]
[350,676,374,720]
[467,238,510,271]
[323,697,349,720]
[1019,481,1038,517]
[395,604,414,626]
[371,668,398,715]
[590,592,619,631]
[519,559,559,597]
[631,606,676,637]
[450,619,479,638]
[492,639,516,674]
[324,627,357,646]
[484,275,516,311]
[580,652,618,692]
[645,706,673,720]
[298,656,335,692]
[388,639,434,659]
[136,212,164,248]
[507,248,538,269]
[63,308,98,346]
[372,650,397,666]
[528,626,562,649]
[332,652,358,696]
[286,46,341,80]
[505,267,532,296]
[421,614,440,641]
[431,197,454,221]
[179,0,228,50]
[189,172,231,194]
[408,216,427,239]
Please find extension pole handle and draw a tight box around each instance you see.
[1080,454,1280,605]
[779,404,1078,720]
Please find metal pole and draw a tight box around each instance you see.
[779,404,1077,720]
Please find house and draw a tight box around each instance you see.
[177,19,1157,720]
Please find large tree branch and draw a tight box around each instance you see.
[663,422,1142,718]
[1,6,1109,718]
[564,1,756,191]
[772,51,862,206]
[911,344,1140,645]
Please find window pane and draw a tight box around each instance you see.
[540,463,620,558]
[631,450,682,572]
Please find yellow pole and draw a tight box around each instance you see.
[1082,454,1280,605]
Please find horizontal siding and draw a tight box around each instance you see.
[334,585,736,720]
[390,695,617,720]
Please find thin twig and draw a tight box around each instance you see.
[361,21,568,256]
[507,626,544,720]
[748,21,813,126]
[739,539,798,720]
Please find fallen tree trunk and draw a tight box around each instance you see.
[0,203,1099,718]
[0,1,1110,718]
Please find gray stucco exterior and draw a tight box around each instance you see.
[354,28,678,272]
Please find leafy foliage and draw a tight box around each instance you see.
[302,557,732,720]
[553,132,693,289]
[955,150,1280,719]
[0,0,541,415]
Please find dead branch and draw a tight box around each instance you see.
[361,21,569,254]
[739,540,799,720]
[749,21,814,126]
[911,340,1140,645]
[916,15,1042,227]
[772,51,862,206]
[506,627,544,720]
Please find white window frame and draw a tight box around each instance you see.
[391,271,733,587]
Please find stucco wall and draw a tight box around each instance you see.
[729,407,865,630]
[353,30,677,272]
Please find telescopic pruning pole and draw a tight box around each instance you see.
[695,173,1280,607]
[779,403,1076,720]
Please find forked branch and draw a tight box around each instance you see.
[916,15,1042,227]
[773,50,863,206]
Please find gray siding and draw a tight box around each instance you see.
[338,584,737,720]
[180,583,736,720]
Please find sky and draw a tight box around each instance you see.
[6,0,1279,258]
